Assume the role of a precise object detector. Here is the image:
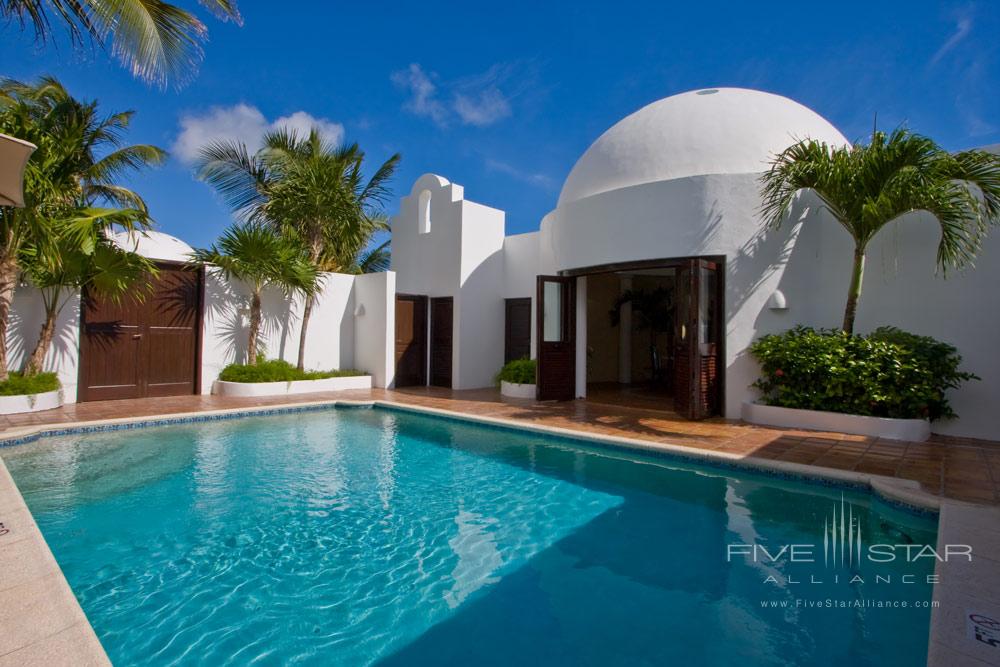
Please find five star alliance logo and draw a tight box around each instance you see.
[823,495,863,568]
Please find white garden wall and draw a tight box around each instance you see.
[353,271,395,388]
[201,269,395,392]
[6,284,81,402]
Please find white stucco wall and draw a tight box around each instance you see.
[542,170,998,439]
[201,270,374,392]
[391,174,507,389]
[7,285,81,402]
[353,271,395,388]
[796,211,1000,440]
[544,173,811,415]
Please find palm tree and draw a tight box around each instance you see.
[0,77,163,381]
[760,128,1000,333]
[190,224,319,365]
[353,237,391,274]
[196,128,400,369]
[21,231,154,375]
[2,1,242,87]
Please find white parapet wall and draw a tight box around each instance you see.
[742,401,931,442]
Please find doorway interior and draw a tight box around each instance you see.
[586,267,676,410]
[551,257,723,418]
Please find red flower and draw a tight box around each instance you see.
[774,369,784,377]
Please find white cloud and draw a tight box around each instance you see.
[931,11,973,65]
[391,64,449,126]
[453,88,511,126]
[391,62,514,128]
[172,104,344,163]
[484,158,553,189]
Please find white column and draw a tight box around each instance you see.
[618,275,632,385]
[575,276,587,399]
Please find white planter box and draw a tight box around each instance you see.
[213,375,372,398]
[741,401,931,442]
[0,388,63,415]
[501,381,536,399]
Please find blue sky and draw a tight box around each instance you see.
[2,0,998,247]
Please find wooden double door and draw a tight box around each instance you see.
[536,258,723,418]
[394,294,453,388]
[78,263,202,402]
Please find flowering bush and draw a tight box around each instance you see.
[749,326,977,420]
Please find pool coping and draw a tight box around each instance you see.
[0,396,995,666]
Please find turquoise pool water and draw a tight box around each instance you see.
[4,406,937,666]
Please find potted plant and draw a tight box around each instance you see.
[743,326,977,441]
[497,358,536,399]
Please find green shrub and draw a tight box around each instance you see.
[749,326,976,421]
[0,372,60,396]
[495,358,536,385]
[219,359,367,383]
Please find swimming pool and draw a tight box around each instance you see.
[4,405,937,666]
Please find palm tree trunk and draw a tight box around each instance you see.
[296,293,314,371]
[247,292,262,365]
[842,245,866,334]
[0,255,19,383]
[24,301,58,377]
[296,240,323,371]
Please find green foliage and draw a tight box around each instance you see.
[218,359,367,383]
[496,358,536,385]
[749,326,977,421]
[1,1,243,87]
[190,223,319,295]
[196,129,400,273]
[0,76,160,379]
[0,372,59,396]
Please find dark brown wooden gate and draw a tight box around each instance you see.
[536,276,575,400]
[395,294,427,387]
[78,263,202,402]
[504,297,532,363]
[430,297,453,388]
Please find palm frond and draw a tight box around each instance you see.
[355,238,391,274]
[2,0,242,87]
[196,139,269,218]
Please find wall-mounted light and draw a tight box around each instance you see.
[768,290,787,310]
[354,304,366,317]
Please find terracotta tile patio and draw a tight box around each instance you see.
[1,387,997,505]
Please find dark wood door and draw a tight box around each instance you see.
[504,298,532,363]
[394,294,427,387]
[536,276,575,401]
[430,297,453,388]
[79,263,202,402]
[673,259,722,419]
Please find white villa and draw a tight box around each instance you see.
[12,87,999,440]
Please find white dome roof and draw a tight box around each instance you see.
[112,230,194,262]
[558,88,849,206]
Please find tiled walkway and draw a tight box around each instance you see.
[2,387,998,505]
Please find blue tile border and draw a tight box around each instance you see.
[0,399,938,519]
[0,402,356,448]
